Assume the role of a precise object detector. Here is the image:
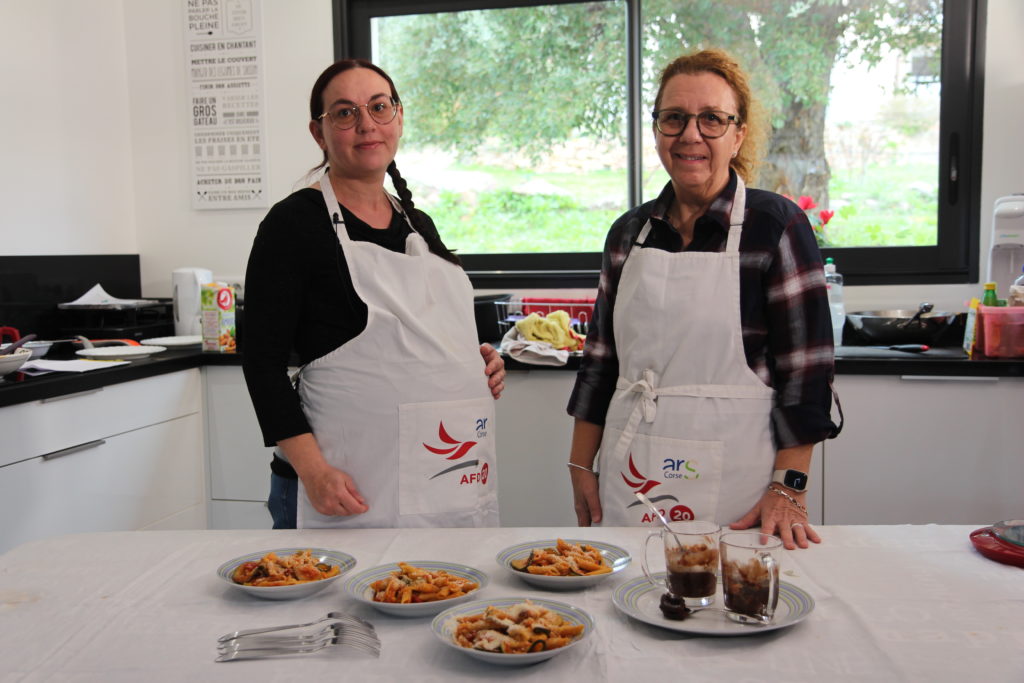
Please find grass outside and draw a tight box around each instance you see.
[418,161,938,253]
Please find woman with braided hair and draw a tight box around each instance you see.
[243,59,505,529]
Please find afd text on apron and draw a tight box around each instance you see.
[290,174,498,528]
[597,176,776,527]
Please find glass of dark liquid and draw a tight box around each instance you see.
[719,531,781,624]
[641,520,720,608]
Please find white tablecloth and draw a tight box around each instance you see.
[1,525,1021,682]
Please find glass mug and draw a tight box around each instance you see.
[641,520,721,608]
[719,531,781,624]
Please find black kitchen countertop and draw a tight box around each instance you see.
[1,344,1021,409]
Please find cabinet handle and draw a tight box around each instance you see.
[899,375,999,382]
[40,387,104,403]
[42,439,106,461]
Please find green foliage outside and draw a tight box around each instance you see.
[425,161,938,253]
[376,1,943,253]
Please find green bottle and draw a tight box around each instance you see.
[982,282,998,307]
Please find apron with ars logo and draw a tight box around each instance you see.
[597,177,776,527]
[293,174,499,528]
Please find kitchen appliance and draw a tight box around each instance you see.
[846,309,961,346]
[172,267,213,336]
[987,194,1024,297]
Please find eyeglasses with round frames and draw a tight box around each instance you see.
[652,109,740,139]
[318,96,399,131]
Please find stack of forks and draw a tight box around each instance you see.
[216,612,381,662]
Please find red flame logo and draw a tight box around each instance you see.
[423,421,477,460]
[620,453,660,496]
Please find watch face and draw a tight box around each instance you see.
[785,470,809,491]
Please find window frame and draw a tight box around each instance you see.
[336,0,986,289]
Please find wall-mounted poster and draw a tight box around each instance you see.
[184,0,268,209]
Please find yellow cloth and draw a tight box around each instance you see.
[514,311,583,351]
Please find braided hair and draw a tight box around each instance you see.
[386,161,461,266]
[309,59,461,267]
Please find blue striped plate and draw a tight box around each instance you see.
[432,596,594,665]
[216,547,356,601]
[612,573,815,635]
[344,561,488,617]
[495,538,631,590]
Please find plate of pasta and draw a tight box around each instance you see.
[343,561,488,616]
[217,547,356,600]
[495,538,631,590]
[432,597,593,666]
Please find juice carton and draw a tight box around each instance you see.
[201,283,237,353]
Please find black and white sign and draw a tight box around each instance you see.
[184,0,267,209]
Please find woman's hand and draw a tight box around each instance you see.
[300,464,368,516]
[730,486,820,550]
[569,467,602,526]
[278,433,368,516]
[479,343,505,399]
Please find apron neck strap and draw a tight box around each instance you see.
[635,175,747,251]
[724,174,746,253]
[318,171,414,241]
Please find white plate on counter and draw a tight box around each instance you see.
[76,345,167,360]
[612,573,814,636]
[343,561,488,617]
[140,335,202,348]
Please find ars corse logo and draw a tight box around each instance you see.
[620,453,695,523]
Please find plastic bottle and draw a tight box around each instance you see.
[982,282,998,307]
[824,257,845,345]
[1009,266,1024,307]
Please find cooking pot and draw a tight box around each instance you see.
[846,309,959,346]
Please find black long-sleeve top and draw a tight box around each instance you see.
[242,187,440,450]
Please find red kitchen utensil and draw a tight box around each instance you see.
[0,326,20,343]
[969,526,1024,568]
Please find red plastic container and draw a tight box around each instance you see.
[978,305,1024,358]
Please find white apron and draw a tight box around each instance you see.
[292,175,499,528]
[597,177,776,527]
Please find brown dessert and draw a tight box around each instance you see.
[722,558,777,619]
[658,592,691,620]
[665,541,718,598]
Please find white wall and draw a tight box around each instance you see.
[122,0,333,294]
[1,0,1021,309]
[0,0,137,254]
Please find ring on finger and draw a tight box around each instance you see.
[790,522,804,530]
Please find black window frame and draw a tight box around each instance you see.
[335,0,986,289]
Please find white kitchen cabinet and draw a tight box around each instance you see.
[495,371,579,526]
[0,370,205,553]
[203,365,276,506]
[823,374,1023,524]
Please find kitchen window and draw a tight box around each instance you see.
[338,0,985,288]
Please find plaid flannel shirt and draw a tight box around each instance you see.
[567,173,839,448]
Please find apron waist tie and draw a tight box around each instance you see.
[607,370,774,469]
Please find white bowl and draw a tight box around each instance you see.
[1,341,52,360]
[216,547,357,600]
[0,348,32,377]
[495,538,632,590]
[343,561,488,617]
[431,596,594,666]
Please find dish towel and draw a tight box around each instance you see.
[500,327,569,366]
[514,311,584,351]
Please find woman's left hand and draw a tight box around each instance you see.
[480,343,505,399]
[730,487,821,550]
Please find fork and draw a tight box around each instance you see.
[215,625,381,662]
[218,622,378,649]
[217,611,375,643]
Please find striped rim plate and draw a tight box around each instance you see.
[612,573,814,635]
[343,561,488,617]
[495,538,631,590]
[431,596,594,666]
[216,547,356,601]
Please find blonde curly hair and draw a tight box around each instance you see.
[653,49,766,184]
